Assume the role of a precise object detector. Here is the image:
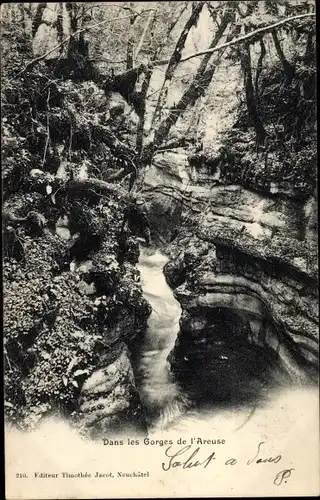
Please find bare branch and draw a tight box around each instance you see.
[151,13,315,67]
[101,5,156,18]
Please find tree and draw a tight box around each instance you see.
[240,40,267,146]
[2,1,316,196]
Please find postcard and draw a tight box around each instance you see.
[3,1,318,498]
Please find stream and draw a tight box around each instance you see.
[135,247,191,431]
[68,241,316,438]
[133,246,313,438]
[134,246,261,436]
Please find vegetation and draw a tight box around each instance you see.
[218,3,316,195]
[2,1,316,430]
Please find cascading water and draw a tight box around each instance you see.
[134,247,191,431]
[134,245,263,435]
[134,246,266,435]
[134,246,318,439]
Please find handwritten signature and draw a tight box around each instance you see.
[247,441,282,465]
[247,441,294,486]
[161,441,295,486]
[273,468,295,486]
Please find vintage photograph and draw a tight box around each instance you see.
[2,1,318,498]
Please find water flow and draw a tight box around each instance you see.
[135,247,263,436]
[136,247,190,431]
[135,247,313,438]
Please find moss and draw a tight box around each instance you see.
[4,222,151,429]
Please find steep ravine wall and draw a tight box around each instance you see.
[60,225,152,439]
[143,154,318,401]
[4,196,151,438]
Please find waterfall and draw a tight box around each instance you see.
[134,246,258,435]
[134,246,317,438]
[135,247,191,431]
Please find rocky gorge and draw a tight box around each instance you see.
[3,1,317,440]
[143,149,318,407]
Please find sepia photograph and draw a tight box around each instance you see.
[2,1,318,498]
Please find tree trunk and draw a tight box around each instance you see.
[240,41,266,145]
[304,31,315,64]
[132,5,234,193]
[65,2,77,34]
[129,10,159,188]
[28,171,128,199]
[56,3,64,54]
[66,2,80,57]
[91,125,137,161]
[136,69,153,155]
[151,2,204,127]
[16,3,33,56]
[254,37,266,103]
[66,178,127,199]
[134,8,159,62]
[271,29,294,82]
[32,3,47,38]
[126,5,135,69]
[153,7,231,148]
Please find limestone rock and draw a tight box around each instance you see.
[79,345,146,438]
[162,185,318,396]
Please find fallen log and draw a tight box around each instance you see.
[29,168,128,199]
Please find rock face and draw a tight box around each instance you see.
[79,344,146,438]
[4,195,151,437]
[159,177,318,401]
[75,243,151,439]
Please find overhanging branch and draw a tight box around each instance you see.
[151,13,315,67]
[8,12,315,84]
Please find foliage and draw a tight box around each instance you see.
[1,5,151,430]
[4,197,151,429]
[216,8,316,195]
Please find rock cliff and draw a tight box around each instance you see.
[143,151,318,402]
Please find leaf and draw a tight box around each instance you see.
[66,356,79,374]
[62,375,68,387]
[71,380,79,388]
[51,193,56,205]
[46,185,52,194]
[73,369,89,378]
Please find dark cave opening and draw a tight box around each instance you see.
[170,307,286,404]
